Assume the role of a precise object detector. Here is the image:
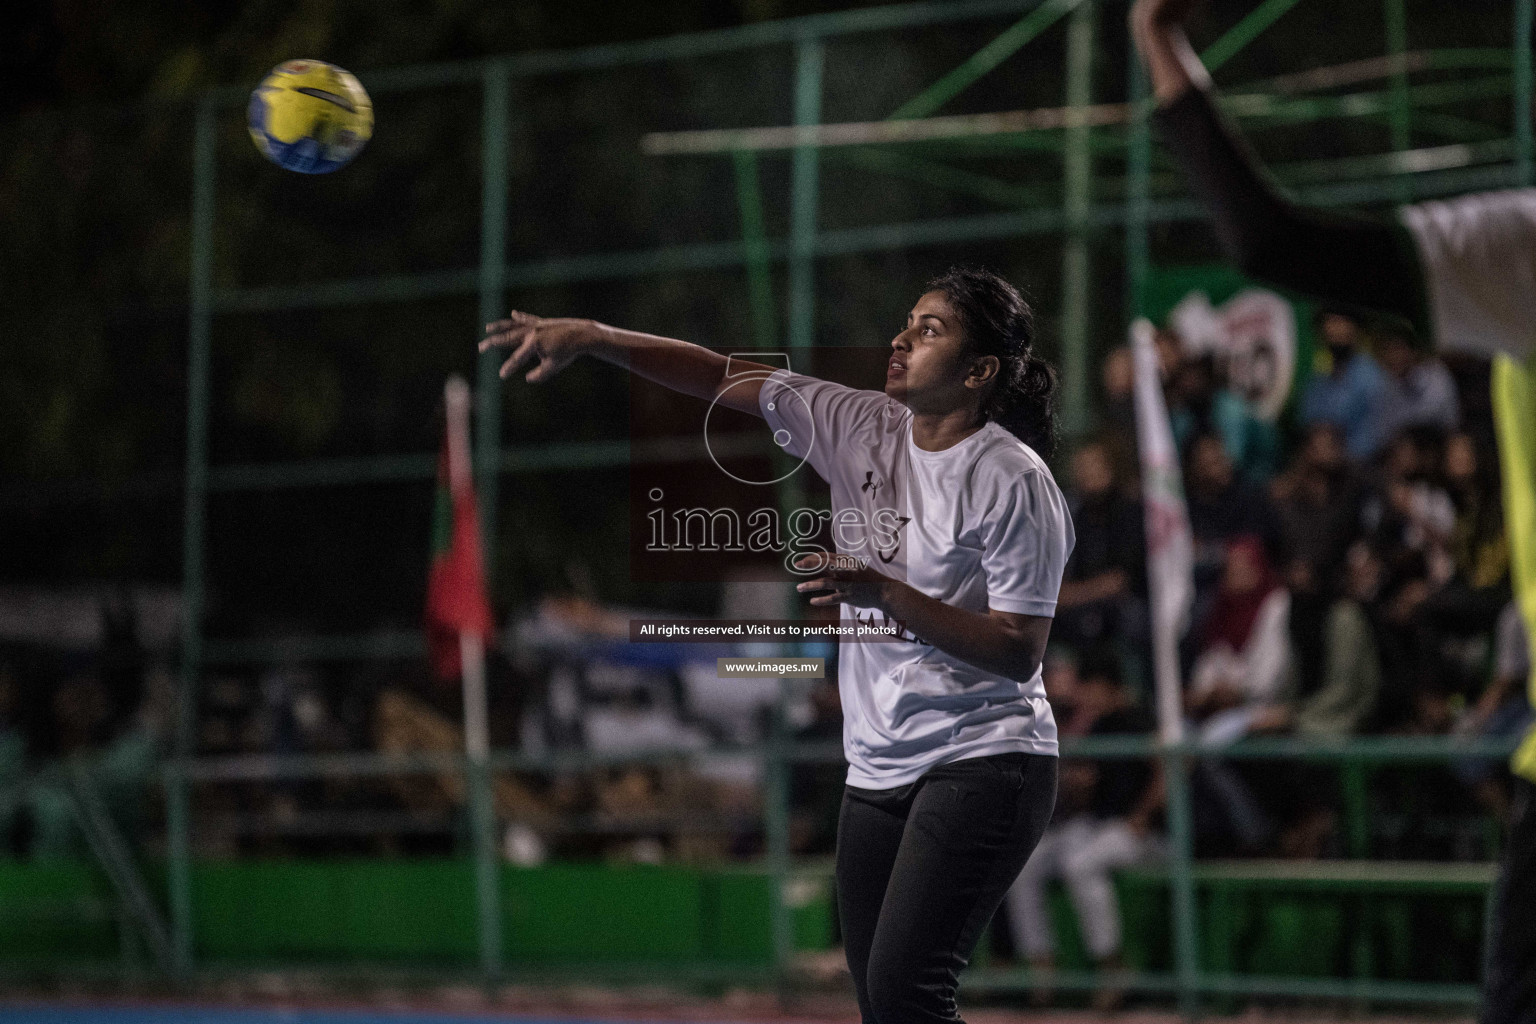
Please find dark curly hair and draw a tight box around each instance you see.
[926,265,1058,456]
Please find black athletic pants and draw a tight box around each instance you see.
[1152,88,1433,341]
[1483,776,1536,1024]
[836,752,1057,1024]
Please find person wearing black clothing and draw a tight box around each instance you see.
[1003,660,1163,1011]
[1055,440,1148,653]
[1184,432,1281,634]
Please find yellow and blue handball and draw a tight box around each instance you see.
[248,60,373,174]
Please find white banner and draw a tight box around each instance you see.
[1131,318,1196,745]
[1167,288,1297,421]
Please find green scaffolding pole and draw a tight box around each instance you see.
[168,95,218,982]
[1125,27,1152,318]
[768,35,826,989]
[733,150,778,350]
[1058,0,1095,440]
[1386,0,1411,150]
[1386,0,1413,203]
[787,38,825,353]
[470,60,511,988]
[1166,750,1202,1021]
[1518,0,1534,184]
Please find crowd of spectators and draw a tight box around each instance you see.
[1048,308,1526,860]
[994,308,1525,1000]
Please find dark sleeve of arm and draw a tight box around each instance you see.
[1117,500,1149,595]
[1153,89,1427,329]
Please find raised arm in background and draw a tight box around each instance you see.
[1129,0,1429,334]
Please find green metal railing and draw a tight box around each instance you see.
[162,0,1536,1014]
[137,732,1518,1011]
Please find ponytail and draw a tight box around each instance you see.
[926,266,1059,456]
[986,351,1058,457]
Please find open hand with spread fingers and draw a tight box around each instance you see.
[480,311,611,382]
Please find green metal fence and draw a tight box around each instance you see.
[149,0,1536,1014]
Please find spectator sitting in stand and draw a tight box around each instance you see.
[1298,310,1387,463]
[1184,432,1281,626]
[1372,552,1437,732]
[1225,544,1386,861]
[1271,423,1364,691]
[1363,429,1458,589]
[1257,542,1383,740]
[1424,430,1511,634]
[1100,345,1137,446]
[1168,350,1279,484]
[1055,440,1148,660]
[1004,656,1163,1012]
[1375,324,1460,442]
[1455,603,1533,818]
[1186,537,1292,744]
[1041,647,1096,739]
[789,678,845,856]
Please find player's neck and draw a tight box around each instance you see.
[909,408,986,453]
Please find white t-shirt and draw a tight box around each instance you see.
[760,369,1074,789]
[1399,189,1536,360]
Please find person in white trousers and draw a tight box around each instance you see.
[1005,658,1164,1011]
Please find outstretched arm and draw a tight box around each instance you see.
[481,312,780,415]
[1128,0,1427,328]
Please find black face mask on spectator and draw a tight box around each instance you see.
[1327,342,1355,366]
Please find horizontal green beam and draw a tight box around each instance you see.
[1058,733,1520,762]
[647,78,1514,158]
[209,454,435,491]
[1269,137,1515,184]
[832,147,1062,206]
[204,432,775,494]
[1229,74,1514,122]
[167,729,1516,769]
[205,158,1513,315]
[176,743,829,782]
[214,269,478,314]
[967,968,1481,1006]
[203,630,425,665]
[1297,160,1517,205]
[1234,46,1513,96]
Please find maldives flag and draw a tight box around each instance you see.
[425,376,494,681]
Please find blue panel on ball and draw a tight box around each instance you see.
[266,137,346,175]
[247,93,268,136]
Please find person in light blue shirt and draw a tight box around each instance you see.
[1375,326,1460,441]
[1167,351,1280,485]
[1298,311,1387,462]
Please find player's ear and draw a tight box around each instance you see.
[967,354,1001,389]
